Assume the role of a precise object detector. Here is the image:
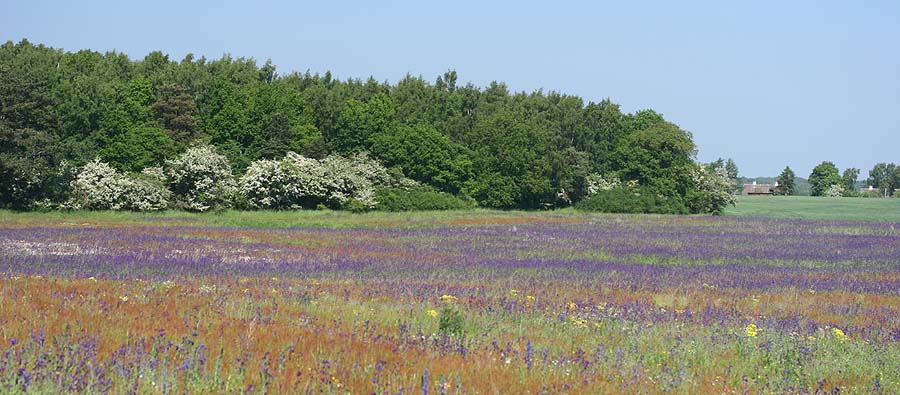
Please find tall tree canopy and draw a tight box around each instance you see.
[808,161,842,197]
[1,39,709,210]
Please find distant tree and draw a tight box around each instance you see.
[866,163,897,196]
[725,158,739,180]
[613,121,697,200]
[100,126,177,172]
[370,123,472,194]
[328,93,395,153]
[808,161,842,197]
[686,165,737,215]
[775,166,796,196]
[842,167,859,192]
[151,84,200,142]
[0,126,64,208]
[707,158,739,180]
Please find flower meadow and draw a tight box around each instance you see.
[1,211,899,394]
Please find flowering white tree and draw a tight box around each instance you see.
[239,152,329,209]
[585,173,622,195]
[825,184,845,198]
[165,145,236,211]
[240,151,415,210]
[67,159,170,211]
[689,165,737,215]
[319,154,378,208]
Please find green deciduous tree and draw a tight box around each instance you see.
[370,124,472,194]
[842,167,859,192]
[328,92,396,153]
[809,161,842,197]
[613,121,697,200]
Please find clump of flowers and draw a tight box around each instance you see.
[426,309,439,317]
[689,165,737,215]
[239,152,329,209]
[825,184,845,198]
[240,151,415,210]
[832,328,849,342]
[585,173,621,195]
[165,145,236,211]
[745,323,759,338]
[439,294,458,304]
[66,159,170,211]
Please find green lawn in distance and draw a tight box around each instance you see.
[727,195,900,222]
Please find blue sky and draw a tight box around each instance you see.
[3,0,898,178]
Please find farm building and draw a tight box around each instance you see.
[859,186,882,195]
[742,181,775,196]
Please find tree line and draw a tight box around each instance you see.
[0,39,733,213]
[773,162,900,197]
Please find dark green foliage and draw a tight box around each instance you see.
[866,163,899,197]
[152,83,200,142]
[842,168,859,192]
[329,93,395,153]
[613,121,696,199]
[0,40,709,211]
[374,187,474,211]
[809,161,842,197]
[100,126,176,172]
[775,167,796,196]
[340,198,370,213]
[575,187,688,214]
[0,127,64,208]
[370,124,472,193]
[438,307,466,337]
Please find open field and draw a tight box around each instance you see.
[1,210,899,393]
[728,195,900,222]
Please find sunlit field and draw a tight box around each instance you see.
[1,210,899,394]
[728,195,900,222]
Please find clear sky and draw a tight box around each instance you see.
[3,0,898,178]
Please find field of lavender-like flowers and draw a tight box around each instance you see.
[1,210,899,394]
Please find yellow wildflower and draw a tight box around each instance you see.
[745,323,759,338]
[426,309,439,317]
[832,328,849,342]
[439,294,458,303]
[567,302,577,310]
[526,295,536,302]
[119,295,129,303]
[509,289,519,297]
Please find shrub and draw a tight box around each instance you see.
[438,307,466,337]
[584,173,621,195]
[575,186,687,214]
[239,152,329,209]
[825,184,845,198]
[686,166,737,215]
[375,186,474,211]
[165,145,236,211]
[67,159,170,211]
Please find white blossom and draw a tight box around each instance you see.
[165,146,236,211]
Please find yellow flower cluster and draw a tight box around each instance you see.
[426,309,439,317]
[745,323,759,338]
[439,294,458,303]
[832,328,849,342]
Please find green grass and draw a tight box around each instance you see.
[0,208,586,229]
[727,195,900,222]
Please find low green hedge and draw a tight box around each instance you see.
[375,187,474,211]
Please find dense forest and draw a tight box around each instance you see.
[0,39,733,212]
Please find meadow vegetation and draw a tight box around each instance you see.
[1,210,899,393]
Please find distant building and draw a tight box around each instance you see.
[742,181,775,196]
[860,186,882,195]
